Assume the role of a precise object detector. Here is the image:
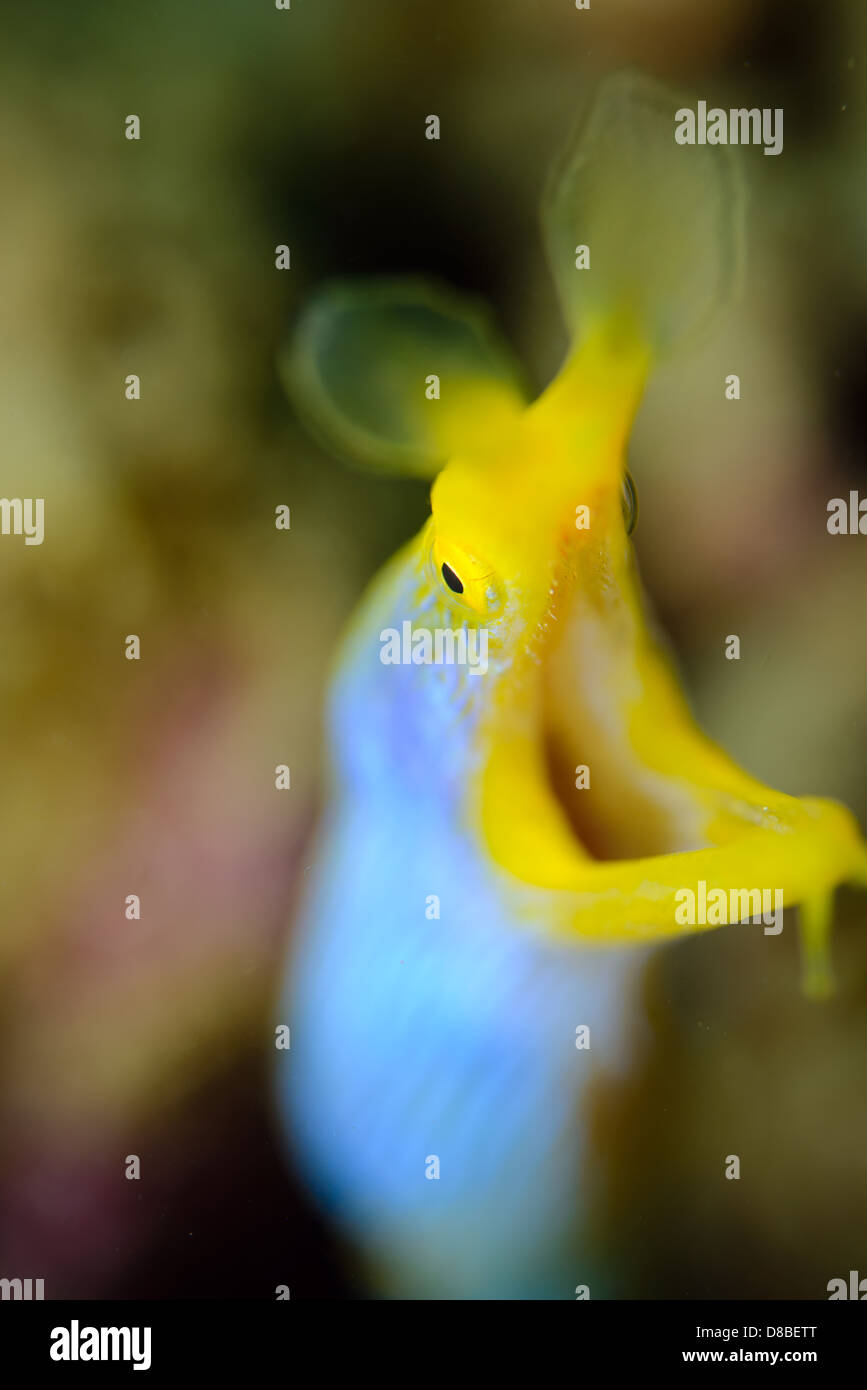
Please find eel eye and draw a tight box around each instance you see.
[428,530,502,616]
[441,562,464,595]
[621,470,639,536]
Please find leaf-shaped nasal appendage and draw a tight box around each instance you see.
[280,279,528,476]
[542,72,744,357]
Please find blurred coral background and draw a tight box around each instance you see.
[0,0,865,1298]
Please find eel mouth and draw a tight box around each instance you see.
[539,572,711,864]
[541,723,702,864]
[475,505,867,951]
[533,518,716,866]
[475,523,726,897]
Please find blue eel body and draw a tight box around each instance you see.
[278,548,647,1298]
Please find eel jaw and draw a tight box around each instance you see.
[474,518,867,973]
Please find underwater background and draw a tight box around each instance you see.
[0,0,865,1298]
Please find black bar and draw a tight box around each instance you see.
[1,1300,863,1376]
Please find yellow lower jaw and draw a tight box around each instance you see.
[481,724,866,912]
[480,728,866,997]
[476,612,867,994]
